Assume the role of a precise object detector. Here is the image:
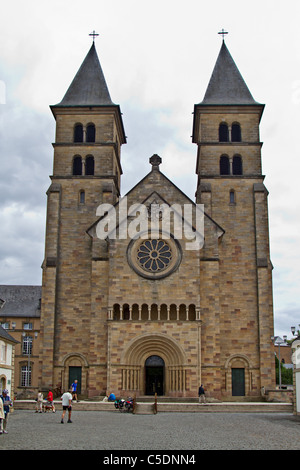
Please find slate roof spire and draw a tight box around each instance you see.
[56,42,114,106]
[200,40,259,105]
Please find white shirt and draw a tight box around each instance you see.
[61,392,72,407]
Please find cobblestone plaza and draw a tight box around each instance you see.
[1,410,300,451]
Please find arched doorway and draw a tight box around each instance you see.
[0,376,6,394]
[62,353,88,397]
[232,368,245,396]
[145,355,164,396]
[225,354,252,397]
[121,333,187,396]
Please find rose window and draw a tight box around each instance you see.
[137,239,172,273]
[127,235,181,279]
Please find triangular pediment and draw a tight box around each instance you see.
[87,163,225,244]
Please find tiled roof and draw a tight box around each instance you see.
[0,324,19,343]
[200,41,260,105]
[54,42,114,106]
[0,285,41,318]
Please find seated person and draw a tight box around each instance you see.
[108,392,116,401]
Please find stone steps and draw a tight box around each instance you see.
[13,399,293,414]
[85,395,268,403]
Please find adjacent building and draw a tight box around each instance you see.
[0,324,18,397]
[0,285,41,397]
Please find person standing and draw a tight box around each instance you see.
[0,396,4,434]
[71,379,79,402]
[198,384,206,404]
[61,388,73,423]
[36,391,44,413]
[46,389,56,412]
[0,389,12,433]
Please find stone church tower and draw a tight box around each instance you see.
[38,39,275,400]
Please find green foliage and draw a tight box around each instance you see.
[275,355,293,385]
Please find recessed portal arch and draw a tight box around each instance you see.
[121,333,187,396]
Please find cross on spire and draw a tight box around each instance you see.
[218,29,228,41]
[89,30,99,43]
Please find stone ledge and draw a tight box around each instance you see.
[156,402,293,413]
[13,400,293,413]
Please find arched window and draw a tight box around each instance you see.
[220,155,230,175]
[230,190,235,204]
[86,123,95,143]
[73,156,82,175]
[74,124,83,143]
[219,123,229,142]
[123,304,130,320]
[232,155,243,175]
[113,304,120,320]
[85,155,94,175]
[231,123,241,142]
[79,190,85,204]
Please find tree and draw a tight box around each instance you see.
[275,355,293,385]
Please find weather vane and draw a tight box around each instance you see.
[218,29,228,41]
[89,30,99,43]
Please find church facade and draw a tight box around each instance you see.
[38,39,275,400]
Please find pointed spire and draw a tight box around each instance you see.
[200,41,258,105]
[56,42,114,106]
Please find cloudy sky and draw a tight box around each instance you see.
[0,0,299,339]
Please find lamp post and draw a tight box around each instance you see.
[271,335,287,389]
[291,324,300,370]
[291,325,300,337]
[22,331,38,387]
